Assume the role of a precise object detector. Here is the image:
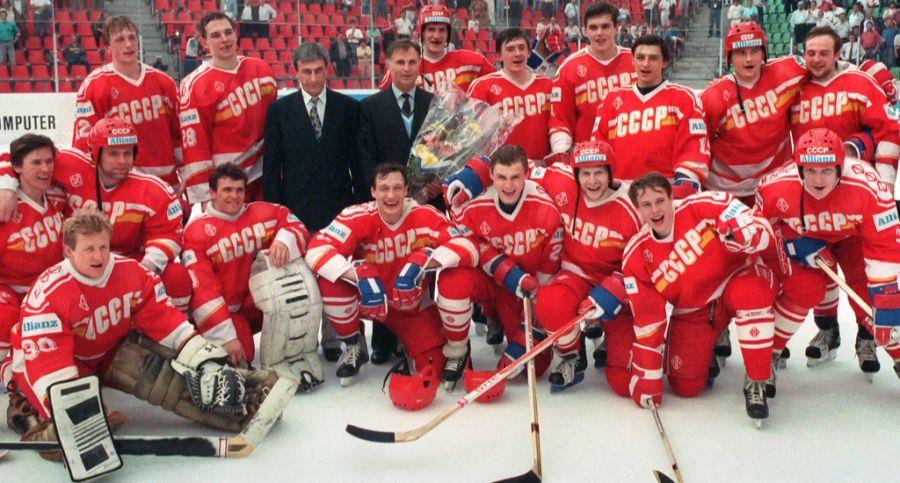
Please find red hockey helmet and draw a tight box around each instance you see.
[794,128,844,169]
[463,367,506,403]
[571,140,615,170]
[724,22,768,66]
[87,117,138,163]
[388,365,439,411]
[419,4,452,39]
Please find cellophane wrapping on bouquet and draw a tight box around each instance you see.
[406,84,522,197]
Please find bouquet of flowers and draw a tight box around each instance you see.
[406,84,522,197]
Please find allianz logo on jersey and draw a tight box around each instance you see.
[21,317,62,337]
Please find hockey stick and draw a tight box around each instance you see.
[493,296,542,483]
[650,400,684,483]
[345,310,594,443]
[815,257,874,318]
[0,435,251,458]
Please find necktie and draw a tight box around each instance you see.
[401,93,412,118]
[309,96,322,140]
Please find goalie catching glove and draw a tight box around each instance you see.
[171,335,246,415]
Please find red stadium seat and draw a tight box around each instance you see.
[69,64,88,79]
[73,11,88,23]
[35,81,53,92]
[82,37,97,50]
[240,37,255,51]
[257,38,271,50]
[86,50,102,66]
[272,63,287,79]
[309,4,322,14]
[77,23,92,37]
[323,4,336,15]
[32,65,50,80]
[0,65,8,79]
[25,37,42,50]
[58,80,76,92]
[58,23,74,36]
[11,65,28,78]
[272,37,286,51]
[27,49,44,65]
[0,82,11,93]
[14,82,33,93]
[279,50,292,64]
[263,50,278,63]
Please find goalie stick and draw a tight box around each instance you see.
[345,310,594,444]
[0,435,251,458]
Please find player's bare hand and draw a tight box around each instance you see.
[424,180,443,200]
[222,338,246,366]
[266,241,290,268]
[0,189,16,222]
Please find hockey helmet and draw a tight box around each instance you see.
[419,4,452,40]
[724,22,768,67]
[794,128,844,170]
[463,366,506,403]
[388,364,439,411]
[571,140,615,170]
[87,117,138,164]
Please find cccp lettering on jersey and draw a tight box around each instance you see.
[19,212,64,252]
[651,229,706,285]
[562,213,617,248]
[785,211,858,233]
[500,92,549,117]
[728,90,778,128]
[226,79,264,117]
[490,228,541,256]
[85,291,140,340]
[216,222,268,262]
[615,106,671,137]
[797,92,850,123]
[586,73,633,103]
[423,68,457,93]
[111,95,166,125]
[374,228,420,264]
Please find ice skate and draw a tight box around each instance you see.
[776,346,790,369]
[442,341,471,391]
[707,353,720,388]
[805,324,840,367]
[855,335,880,382]
[583,319,604,339]
[336,334,369,387]
[548,345,586,393]
[743,377,768,428]
[715,326,732,367]
[592,336,607,369]
[486,317,504,354]
[765,351,780,399]
[473,304,487,336]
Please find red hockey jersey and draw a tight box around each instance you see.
[178,57,277,203]
[378,49,496,93]
[182,202,310,344]
[13,255,196,416]
[701,56,806,196]
[592,82,710,183]
[0,189,67,294]
[548,47,637,151]
[73,64,183,186]
[468,71,553,160]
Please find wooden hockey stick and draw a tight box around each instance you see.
[650,400,684,483]
[493,296,542,483]
[346,310,594,444]
[0,435,251,458]
[815,258,873,317]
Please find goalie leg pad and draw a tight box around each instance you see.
[250,256,324,391]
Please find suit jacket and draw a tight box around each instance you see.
[358,86,433,182]
[263,88,363,232]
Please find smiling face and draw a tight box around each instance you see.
[371,171,407,224]
[14,146,54,200]
[635,186,675,238]
[422,23,449,57]
[388,46,421,92]
[210,176,246,215]
[577,166,611,203]
[585,13,617,57]
[802,166,840,199]
[634,44,666,87]
[500,37,530,77]
[491,162,527,205]
[97,145,134,187]
[202,18,239,64]
[804,34,838,80]
[65,231,111,279]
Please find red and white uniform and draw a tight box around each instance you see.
[623,192,776,396]
[73,64,183,187]
[790,68,900,183]
[178,57,277,203]
[468,71,553,161]
[306,200,477,370]
[755,160,900,356]
[378,50,495,93]
[702,56,807,197]
[592,82,710,183]
[8,255,196,417]
[182,202,309,361]
[548,47,637,151]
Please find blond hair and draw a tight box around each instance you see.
[63,209,112,249]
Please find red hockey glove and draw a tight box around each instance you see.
[629,343,663,408]
[542,151,569,167]
[717,205,764,253]
[671,174,699,200]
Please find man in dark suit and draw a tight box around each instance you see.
[263,42,365,362]
[358,39,442,364]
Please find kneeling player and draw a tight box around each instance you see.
[305,164,477,386]
[4,210,291,450]
[623,173,777,425]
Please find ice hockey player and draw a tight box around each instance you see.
[623,172,777,425]
[378,4,494,93]
[72,16,182,190]
[591,35,709,199]
[178,11,277,204]
[468,28,553,161]
[182,164,323,391]
[547,2,636,164]
[4,210,290,456]
[305,163,477,386]
[0,136,66,386]
[754,128,900,384]
[435,145,562,385]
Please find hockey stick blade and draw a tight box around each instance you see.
[345,311,594,444]
[493,469,541,483]
[0,435,249,458]
[654,470,677,483]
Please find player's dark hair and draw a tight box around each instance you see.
[9,133,56,168]
[63,209,113,250]
[496,28,530,53]
[805,26,842,52]
[628,172,672,205]
[209,163,248,190]
[633,34,669,63]
[583,2,619,27]
[370,163,408,188]
[103,15,139,45]
[198,11,237,39]
[387,39,422,59]
[490,145,529,173]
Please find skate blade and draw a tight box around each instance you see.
[753,419,763,429]
[549,372,584,394]
[716,355,727,368]
[339,365,366,387]
[864,372,874,383]
[775,358,787,370]
[443,379,459,393]
[806,350,837,368]
[474,323,487,336]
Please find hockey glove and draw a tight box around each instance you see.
[783,237,835,268]
[628,343,664,409]
[578,273,627,321]
[354,261,388,321]
[670,173,700,200]
[391,248,434,310]
[870,284,900,347]
[442,156,490,208]
[488,254,538,299]
[542,151,570,166]
[171,335,247,415]
[716,206,763,253]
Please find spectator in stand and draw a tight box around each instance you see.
[884,1,897,23]
[92,11,107,46]
[660,0,675,27]
[346,18,364,64]
[709,0,723,37]
[329,35,353,77]
[617,4,631,24]
[834,9,851,41]
[849,3,865,31]
[753,0,766,25]
[727,0,744,26]
[0,9,19,67]
[362,0,371,15]
[357,39,372,77]
[395,10,413,39]
[62,34,91,71]
[509,0,524,28]
[375,0,387,17]
[565,0,579,24]
[643,0,659,26]
[31,0,50,40]
[0,0,14,21]
[183,29,203,76]
[541,0,554,19]
[341,0,354,14]
[742,1,759,22]
[366,21,382,66]
[42,47,52,70]
[861,19,880,59]
[450,11,462,47]
[615,23,633,47]
[468,15,480,33]
[663,20,683,58]
[471,0,491,28]
[842,30,863,64]
[862,0,881,13]
[566,18,581,42]
[785,0,798,13]
[792,2,810,42]
[221,0,237,19]
[239,0,276,39]
[881,17,898,66]
[536,15,550,37]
